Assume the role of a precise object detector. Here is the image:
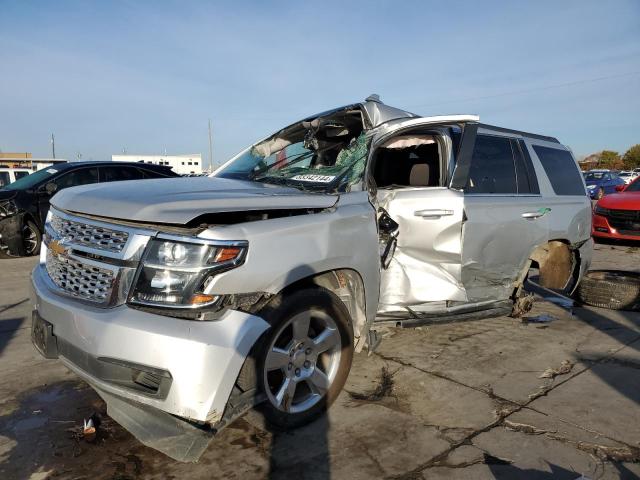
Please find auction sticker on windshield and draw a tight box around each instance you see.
[291,174,336,183]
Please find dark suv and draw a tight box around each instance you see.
[0,161,177,257]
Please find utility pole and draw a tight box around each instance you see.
[208,119,213,172]
[51,133,56,159]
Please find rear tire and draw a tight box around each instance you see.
[254,287,354,429]
[577,270,640,311]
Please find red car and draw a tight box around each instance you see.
[592,176,640,241]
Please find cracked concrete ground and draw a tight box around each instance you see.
[1,244,639,479]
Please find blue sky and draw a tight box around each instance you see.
[1,0,639,169]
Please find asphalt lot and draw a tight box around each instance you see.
[1,243,639,480]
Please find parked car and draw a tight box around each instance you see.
[0,161,177,257]
[592,175,640,241]
[584,170,626,199]
[0,168,32,188]
[30,96,592,461]
[618,171,637,184]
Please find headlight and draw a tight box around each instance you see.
[129,236,247,309]
[594,205,609,216]
[0,200,18,218]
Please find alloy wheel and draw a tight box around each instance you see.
[23,224,38,255]
[263,310,341,414]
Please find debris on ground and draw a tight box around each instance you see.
[67,413,101,443]
[539,360,574,379]
[504,420,553,435]
[348,366,394,401]
[522,314,555,324]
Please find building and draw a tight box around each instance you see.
[0,152,67,171]
[112,154,204,175]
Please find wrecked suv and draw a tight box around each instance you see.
[30,96,592,461]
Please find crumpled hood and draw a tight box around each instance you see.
[51,177,339,225]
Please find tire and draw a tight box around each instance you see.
[23,220,42,256]
[596,188,604,200]
[254,287,354,429]
[577,270,640,311]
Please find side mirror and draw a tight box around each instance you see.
[44,182,58,195]
[615,184,626,192]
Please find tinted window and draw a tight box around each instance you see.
[139,168,168,179]
[514,140,540,194]
[55,168,99,190]
[532,146,585,196]
[466,135,517,194]
[0,172,9,188]
[14,171,30,180]
[100,166,144,182]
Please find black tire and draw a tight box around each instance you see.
[254,287,354,429]
[23,220,42,256]
[577,270,640,311]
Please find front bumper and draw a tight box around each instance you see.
[30,263,269,424]
[592,214,640,241]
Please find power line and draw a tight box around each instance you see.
[412,70,640,109]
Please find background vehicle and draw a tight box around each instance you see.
[0,161,177,257]
[31,97,592,461]
[618,171,637,184]
[0,168,31,188]
[592,176,640,241]
[584,170,626,199]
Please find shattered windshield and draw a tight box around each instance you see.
[216,109,370,192]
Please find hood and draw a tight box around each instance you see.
[597,191,640,210]
[51,177,339,225]
[0,189,17,201]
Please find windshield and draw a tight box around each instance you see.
[216,109,369,192]
[584,172,606,181]
[1,167,61,191]
[626,179,640,192]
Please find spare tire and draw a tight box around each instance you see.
[577,270,640,311]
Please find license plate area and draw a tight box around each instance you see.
[31,311,59,359]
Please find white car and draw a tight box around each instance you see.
[0,168,31,188]
[31,96,593,461]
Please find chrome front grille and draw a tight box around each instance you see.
[50,214,129,253]
[45,250,115,302]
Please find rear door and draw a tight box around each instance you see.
[460,129,549,302]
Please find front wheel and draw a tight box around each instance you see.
[256,288,354,429]
[23,220,42,256]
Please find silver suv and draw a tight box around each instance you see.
[31,96,592,461]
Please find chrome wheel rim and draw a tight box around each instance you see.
[263,310,341,414]
[23,225,38,255]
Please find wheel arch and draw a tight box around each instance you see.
[527,238,582,292]
[278,268,369,352]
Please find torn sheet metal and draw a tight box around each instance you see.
[381,135,436,149]
[377,188,467,313]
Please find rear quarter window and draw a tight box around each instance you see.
[531,145,585,196]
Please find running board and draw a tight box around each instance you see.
[376,300,513,328]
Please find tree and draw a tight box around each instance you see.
[598,150,622,170]
[623,144,640,170]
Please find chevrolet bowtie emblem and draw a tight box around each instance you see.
[49,239,67,256]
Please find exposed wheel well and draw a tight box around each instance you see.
[528,239,581,292]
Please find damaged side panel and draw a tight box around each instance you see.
[377,188,467,313]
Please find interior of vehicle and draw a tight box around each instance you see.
[371,131,446,189]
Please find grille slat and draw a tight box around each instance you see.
[604,208,640,233]
[46,251,115,302]
[50,215,129,253]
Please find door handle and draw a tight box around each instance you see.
[522,207,551,219]
[414,209,454,219]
